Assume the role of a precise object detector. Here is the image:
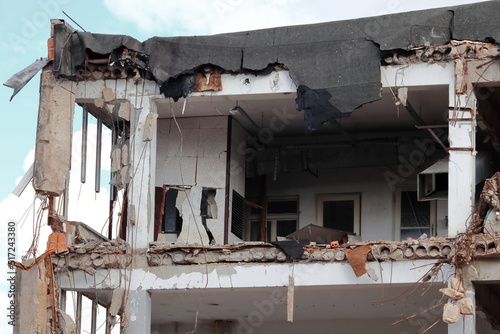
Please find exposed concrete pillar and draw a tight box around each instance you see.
[14,264,48,334]
[127,98,157,248]
[123,290,151,334]
[447,71,476,236]
[33,65,76,196]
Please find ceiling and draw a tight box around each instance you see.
[155,85,449,137]
[149,282,444,324]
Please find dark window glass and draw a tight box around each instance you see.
[268,200,298,214]
[323,200,354,232]
[276,220,297,238]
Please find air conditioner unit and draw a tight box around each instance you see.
[417,152,492,201]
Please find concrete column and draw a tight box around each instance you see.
[127,98,157,249]
[33,65,76,196]
[123,290,151,334]
[448,290,476,334]
[447,81,476,236]
[14,265,48,334]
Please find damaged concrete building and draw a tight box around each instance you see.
[7,1,500,333]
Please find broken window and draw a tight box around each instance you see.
[396,189,436,240]
[247,197,299,241]
[154,186,188,240]
[62,290,120,334]
[317,194,360,235]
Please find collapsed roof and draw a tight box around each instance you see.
[53,1,500,132]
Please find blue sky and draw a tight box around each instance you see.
[0,0,490,332]
[0,0,491,200]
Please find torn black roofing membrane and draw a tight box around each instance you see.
[51,1,500,133]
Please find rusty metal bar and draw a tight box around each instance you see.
[448,107,473,112]
[81,106,88,183]
[448,147,474,151]
[415,125,448,151]
[448,118,473,122]
[95,117,102,193]
[415,125,448,129]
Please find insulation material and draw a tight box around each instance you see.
[345,245,372,277]
[193,67,223,92]
[3,57,49,101]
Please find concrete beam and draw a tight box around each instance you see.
[33,66,76,195]
[382,62,454,88]
[57,260,454,291]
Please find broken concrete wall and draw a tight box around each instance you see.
[33,65,76,196]
[14,264,48,334]
[156,116,228,244]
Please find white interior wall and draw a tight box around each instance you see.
[156,116,228,244]
[266,165,445,242]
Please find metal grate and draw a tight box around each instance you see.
[231,190,244,239]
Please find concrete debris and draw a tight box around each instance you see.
[94,97,105,108]
[146,237,458,266]
[109,288,126,316]
[76,64,143,81]
[457,297,474,315]
[382,41,499,66]
[57,309,77,334]
[440,287,465,301]
[443,302,461,324]
[143,112,158,142]
[102,87,115,102]
[450,277,464,293]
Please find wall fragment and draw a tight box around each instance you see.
[33,66,76,196]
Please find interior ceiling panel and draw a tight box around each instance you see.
[149,282,444,323]
[155,85,448,136]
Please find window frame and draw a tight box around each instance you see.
[394,187,437,241]
[246,196,299,241]
[316,193,361,235]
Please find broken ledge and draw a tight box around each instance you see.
[146,237,455,266]
[48,234,500,271]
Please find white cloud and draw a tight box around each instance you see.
[103,0,490,38]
